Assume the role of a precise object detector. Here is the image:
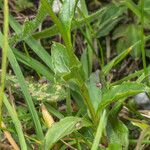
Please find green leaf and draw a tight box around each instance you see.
[138,0,150,22]
[0,32,44,141]
[126,25,141,58]
[97,82,150,114]
[146,49,150,58]
[124,0,150,24]
[21,0,54,39]
[143,0,150,12]
[32,6,108,39]
[91,110,107,150]
[103,46,132,75]
[114,24,141,58]
[59,0,77,39]
[3,96,27,150]
[25,37,54,70]
[44,103,64,119]
[131,119,149,130]
[81,49,89,79]
[96,3,126,38]
[41,0,79,67]
[22,3,47,38]
[106,143,122,150]
[13,48,54,81]
[107,103,129,150]
[79,1,93,78]
[86,71,102,111]
[44,116,91,150]
[51,42,71,76]
[8,14,54,72]
[12,0,55,42]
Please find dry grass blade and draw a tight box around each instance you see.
[136,127,150,150]
[60,139,77,150]
[2,122,20,150]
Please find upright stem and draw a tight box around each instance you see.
[41,0,78,67]
[81,84,97,124]
[140,0,149,85]
[0,0,9,125]
[66,88,72,115]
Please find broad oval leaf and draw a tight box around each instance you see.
[51,42,70,76]
[44,116,91,149]
[97,82,150,114]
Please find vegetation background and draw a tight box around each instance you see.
[1,0,150,149]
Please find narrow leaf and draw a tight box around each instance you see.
[91,110,107,150]
[8,14,54,72]
[13,48,54,81]
[0,33,44,141]
[3,96,27,150]
[97,82,150,115]
[103,46,132,75]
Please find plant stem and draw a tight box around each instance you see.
[130,139,150,145]
[141,0,149,85]
[80,84,97,124]
[41,0,78,67]
[97,40,104,68]
[66,88,72,115]
[0,0,9,125]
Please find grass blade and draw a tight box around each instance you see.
[91,110,107,150]
[96,82,150,116]
[103,46,133,75]
[0,0,9,124]
[3,95,27,150]
[8,14,54,71]
[13,48,54,81]
[140,0,149,85]
[0,33,44,142]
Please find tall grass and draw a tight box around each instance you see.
[140,0,149,85]
[0,0,9,125]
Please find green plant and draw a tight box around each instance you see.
[1,0,150,149]
[0,0,8,125]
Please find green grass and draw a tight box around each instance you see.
[140,0,149,85]
[1,0,150,149]
[0,0,9,126]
